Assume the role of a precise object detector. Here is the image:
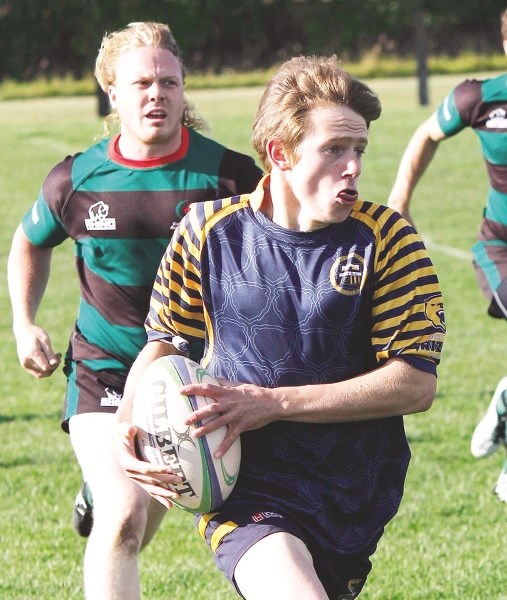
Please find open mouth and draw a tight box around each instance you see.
[337,189,358,203]
[146,110,167,120]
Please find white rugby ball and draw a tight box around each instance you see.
[132,354,241,513]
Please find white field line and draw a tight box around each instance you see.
[422,235,472,262]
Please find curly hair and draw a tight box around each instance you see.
[95,22,207,134]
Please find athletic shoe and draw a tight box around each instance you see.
[73,481,94,537]
[494,460,507,502]
[470,377,507,458]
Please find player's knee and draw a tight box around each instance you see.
[115,513,145,556]
[93,499,149,555]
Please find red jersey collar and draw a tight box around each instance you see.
[108,127,190,167]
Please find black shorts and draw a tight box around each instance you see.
[61,359,127,433]
[196,507,373,599]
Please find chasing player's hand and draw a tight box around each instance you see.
[14,324,61,379]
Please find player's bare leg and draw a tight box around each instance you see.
[234,532,329,600]
[69,413,166,600]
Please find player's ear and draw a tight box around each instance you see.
[266,139,291,171]
[108,85,118,108]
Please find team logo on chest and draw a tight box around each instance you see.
[84,200,117,231]
[486,108,507,129]
[330,252,366,295]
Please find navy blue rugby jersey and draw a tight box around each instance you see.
[21,128,262,368]
[147,176,446,553]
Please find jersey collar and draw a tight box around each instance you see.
[108,127,190,167]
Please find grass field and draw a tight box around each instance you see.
[1,74,507,599]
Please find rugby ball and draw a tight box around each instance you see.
[132,355,241,513]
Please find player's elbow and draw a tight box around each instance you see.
[413,374,437,414]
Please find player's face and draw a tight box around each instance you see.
[286,104,368,231]
[108,46,185,159]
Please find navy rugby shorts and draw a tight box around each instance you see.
[196,506,373,599]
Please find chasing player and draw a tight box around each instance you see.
[7,21,261,600]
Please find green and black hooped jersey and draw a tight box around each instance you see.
[147,176,446,554]
[436,74,507,296]
[21,127,262,370]
[437,74,507,226]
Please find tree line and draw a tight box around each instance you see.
[1,0,506,82]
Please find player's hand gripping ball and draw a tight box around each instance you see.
[132,355,241,513]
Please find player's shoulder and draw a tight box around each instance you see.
[175,194,250,253]
[187,127,231,156]
[352,199,409,229]
[188,194,249,225]
[351,200,421,247]
[452,74,507,101]
[42,138,109,198]
[480,72,507,101]
[48,137,108,178]
[459,72,507,87]
[188,128,258,165]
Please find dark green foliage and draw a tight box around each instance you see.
[1,0,507,80]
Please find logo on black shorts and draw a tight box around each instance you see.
[100,388,122,407]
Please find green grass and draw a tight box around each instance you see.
[1,76,507,598]
[1,52,506,100]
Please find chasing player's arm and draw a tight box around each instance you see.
[7,225,61,378]
[387,112,447,226]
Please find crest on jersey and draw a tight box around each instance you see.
[85,201,116,231]
[486,108,507,129]
[330,252,365,296]
[425,294,445,332]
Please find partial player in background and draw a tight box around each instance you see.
[388,7,507,503]
[7,21,261,600]
[115,55,445,598]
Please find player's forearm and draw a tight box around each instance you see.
[390,138,438,206]
[388,117,443,215]
[7,225,52,333]
[277,358,436,423]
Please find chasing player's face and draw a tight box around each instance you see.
[287,103,368,231]
[108,46,185,159]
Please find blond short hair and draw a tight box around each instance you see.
[252,55,381,171]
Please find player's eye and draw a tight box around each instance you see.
[161,78,179,87]
[326,145,344,156]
